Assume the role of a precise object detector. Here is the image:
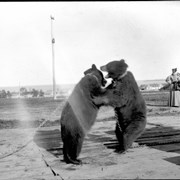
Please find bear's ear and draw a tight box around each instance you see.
[92,64,97,70]
[120,59,125,63]
[120,59,128,68]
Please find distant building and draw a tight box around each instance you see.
[44,90,53,97]
[139,83,164,91]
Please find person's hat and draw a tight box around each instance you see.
[172,68,177,71]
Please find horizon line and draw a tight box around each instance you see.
[0,78,166,88]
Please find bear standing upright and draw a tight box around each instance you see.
[93,59,147,153]
[60,64,107,164]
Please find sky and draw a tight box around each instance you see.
[0,1,180,87]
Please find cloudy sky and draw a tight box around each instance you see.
[0,1,180,87]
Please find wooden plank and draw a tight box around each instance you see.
[140,130,180,138]
[151,143,180,152]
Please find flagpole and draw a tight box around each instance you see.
[50,15,56,100]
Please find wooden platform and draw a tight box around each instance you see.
[1,116,180,179]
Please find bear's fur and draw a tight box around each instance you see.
[60,64,107,164]
[93,59,147,153]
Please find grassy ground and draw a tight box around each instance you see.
[0,90,179,129]
[142,90,169,106]
[0,97,65,129]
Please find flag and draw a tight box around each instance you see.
[51,16,55,20]
[52,38,55,44]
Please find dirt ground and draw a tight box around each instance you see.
[0,105,180,179]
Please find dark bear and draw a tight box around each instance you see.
[93,59,147,153]
[60,64,107,165]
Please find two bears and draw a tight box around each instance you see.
[60,60,147,164]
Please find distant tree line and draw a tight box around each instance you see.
[0,88,45,98]
[0,90,12,98]
[20,87,44,97]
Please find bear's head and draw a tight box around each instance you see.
[100,59,128,80]
[84,64,107,87]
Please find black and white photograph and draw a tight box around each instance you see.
[0,1,180,179]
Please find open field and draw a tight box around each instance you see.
[0,90,180,179]
[0,90,179,129]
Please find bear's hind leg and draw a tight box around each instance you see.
[123,119,146,151]
[70,134,85,165]
[63,132,84,165]
[62,135,82,165]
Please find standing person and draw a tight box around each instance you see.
[166,68,180,107]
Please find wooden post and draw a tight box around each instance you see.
[50,15,56,100]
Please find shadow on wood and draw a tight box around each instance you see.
[33,128,63,157]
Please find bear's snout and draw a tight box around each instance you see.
[100,65,107,72]
[105,74,110,79]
